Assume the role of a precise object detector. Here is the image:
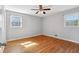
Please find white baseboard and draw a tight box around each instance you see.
[7,34,79,44]
[44,34,79,43]
[7,34,41,42]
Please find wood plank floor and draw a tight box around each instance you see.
[4,35,79,53]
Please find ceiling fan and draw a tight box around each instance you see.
[31,5,51,14]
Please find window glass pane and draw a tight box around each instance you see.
[10,15,22,28]
[64,15,79,27]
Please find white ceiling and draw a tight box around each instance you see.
[5,5,79,17]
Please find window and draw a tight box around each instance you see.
[64,15,79,27]
[10,15,22,28]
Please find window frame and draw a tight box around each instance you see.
[64,15,79,27]
[10,15,22,28]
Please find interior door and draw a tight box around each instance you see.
[0,5,6,45]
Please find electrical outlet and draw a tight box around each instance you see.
[54,34,58,36]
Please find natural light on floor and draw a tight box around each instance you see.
[20,41,38,48]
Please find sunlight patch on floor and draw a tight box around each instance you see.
[20,41,38,48]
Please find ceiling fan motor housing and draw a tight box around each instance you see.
[31,5,51,14]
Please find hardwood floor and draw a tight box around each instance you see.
[4,35,79,53]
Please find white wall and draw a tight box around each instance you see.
[43,7,79,42]
[43,13,64,37]
[6,10,42,41]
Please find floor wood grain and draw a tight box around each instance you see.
[4,35,79,53]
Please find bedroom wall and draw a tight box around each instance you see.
[43,7,79,42]
[43,13,64,37]
[6,10,42,41]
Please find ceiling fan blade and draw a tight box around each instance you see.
[43,11,46,14]
[43,8,51,10]
[31,9,39,10]
[36,11,39,14]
